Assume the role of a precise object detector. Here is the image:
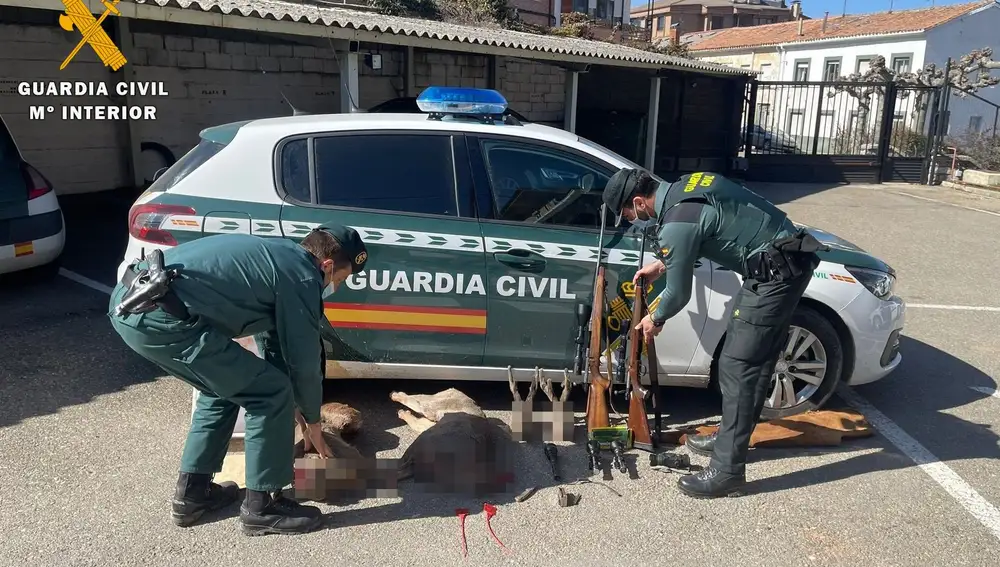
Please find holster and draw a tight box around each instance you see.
[746,229,827,283]
[117,253,190,320]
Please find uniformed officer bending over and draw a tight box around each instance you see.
[602,169,825,498]
[108,226,367,535]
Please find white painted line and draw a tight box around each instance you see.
[838,385,1000,542]
[58,268,114,296]
[908,304,1000,313]
[970,386,1000,399]
[891,191,1000,218]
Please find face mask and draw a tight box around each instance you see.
[323,281,337,298]
[629,207,655,229]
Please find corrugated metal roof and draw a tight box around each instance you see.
[130,0,751,75]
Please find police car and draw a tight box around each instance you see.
[117,86,905,429]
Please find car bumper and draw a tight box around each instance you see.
[0,210,65,275]
[838,291,906,386]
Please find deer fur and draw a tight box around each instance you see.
[391,387,515,497]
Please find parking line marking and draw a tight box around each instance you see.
[891,191,1000,218]
[907,304,1000,312]
[838,385,1000,542]
[59,268,114,296]
[970,386,1000,399]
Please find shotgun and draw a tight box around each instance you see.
[584,204,611,434]
[625,229,663,452]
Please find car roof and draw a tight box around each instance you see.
[220,112,582,146]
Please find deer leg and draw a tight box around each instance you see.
[397,409,436,433]
[390,391,437,418]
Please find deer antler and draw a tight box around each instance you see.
[508,366,538,402]
[541,369,574,402]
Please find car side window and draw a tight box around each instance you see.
[479,139,611,228]
[312,133,458,217]
[279,138,310,202]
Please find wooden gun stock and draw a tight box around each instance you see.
[585,266,610,433]
[625,277,654,451]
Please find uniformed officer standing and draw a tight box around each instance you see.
[602,169,825,498]
[108,226,367,534]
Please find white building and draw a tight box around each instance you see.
[683,1,1000,154]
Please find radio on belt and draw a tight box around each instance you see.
[416,86,517,124]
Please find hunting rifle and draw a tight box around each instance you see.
[624,228,664,452]
[579,204,611,434]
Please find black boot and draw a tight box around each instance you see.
[685,432,717,457]
[240,489,324,536]
[677,466,746,498]
[171,472,240,527]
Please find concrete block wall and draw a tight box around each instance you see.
[412,48,566,126]
[0,22,130,195]
[127,30,345,166]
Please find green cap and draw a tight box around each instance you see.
[602,168,641,227]
[313,225,368,274]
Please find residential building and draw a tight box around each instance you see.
[683,1,1000,153]
[559,0,633,26]
[629,0,796,42]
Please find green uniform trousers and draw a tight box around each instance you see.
[710,268,813,476]
[108,283,296,492]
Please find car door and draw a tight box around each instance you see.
[276,129,488,368]
[467,133,712,376]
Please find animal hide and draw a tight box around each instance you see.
[663,409,874,448]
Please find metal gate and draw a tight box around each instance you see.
[738,79,945,184]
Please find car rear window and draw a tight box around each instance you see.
[0,117,19,162]
[147,139,227,193]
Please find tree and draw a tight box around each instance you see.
[827,49,1000,154]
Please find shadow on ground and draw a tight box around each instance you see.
[740,181,851,205]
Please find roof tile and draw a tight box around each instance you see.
[685,1,991,52]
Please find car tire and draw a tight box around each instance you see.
[710,304,844,421]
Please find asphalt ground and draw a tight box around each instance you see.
[1,182,999,567]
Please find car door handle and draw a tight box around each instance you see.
[694,260,703,268]
[494,249,547,271]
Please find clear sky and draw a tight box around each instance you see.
[802,0,984,18]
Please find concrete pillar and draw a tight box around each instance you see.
[563,70,579,133]
[114,17,142,188]
[341,42,360,113]
[404,46,416,98]
[645,76,661,171]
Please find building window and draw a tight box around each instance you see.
[794,60,810,81]
[855,56,874,74]
[890,54,912,74]
[656,15,665,31]
[711,15,724,29]
[969,116,983,133]
[759,62,772,78]
[823,57,842,81]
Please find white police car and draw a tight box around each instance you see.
[118,86,905,434]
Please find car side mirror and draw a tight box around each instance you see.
[153,167,168,181]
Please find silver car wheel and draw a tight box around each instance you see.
[766,325,828,410]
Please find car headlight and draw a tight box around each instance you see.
[845,266,895,300]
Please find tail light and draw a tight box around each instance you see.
[128,203,196,246]
[21,162,53,200]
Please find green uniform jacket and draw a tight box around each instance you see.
[165,234,326,423]
[648,172,797,324]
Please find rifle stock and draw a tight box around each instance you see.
[585,265,610,433]
[626,276,655,451]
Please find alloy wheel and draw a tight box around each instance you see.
[766,325,828,410]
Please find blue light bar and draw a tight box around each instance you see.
[416,86,508,116]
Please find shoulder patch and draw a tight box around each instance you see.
[662,202,705,224]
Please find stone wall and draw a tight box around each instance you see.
[412,48,566,126]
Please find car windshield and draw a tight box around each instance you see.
[575,136,666,183]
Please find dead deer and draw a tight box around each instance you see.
[539,370,575,443]
[509,366,538,442]
[391,388,515,497]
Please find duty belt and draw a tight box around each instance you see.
[745,229,827,283]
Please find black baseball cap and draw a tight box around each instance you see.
[602,168,642,227]
[313,225,368,274]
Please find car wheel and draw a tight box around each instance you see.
[759,305,843,420]
[710,305,844,420]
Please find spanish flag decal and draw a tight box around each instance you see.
[14,242,33,257]
[324,303,487,335]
